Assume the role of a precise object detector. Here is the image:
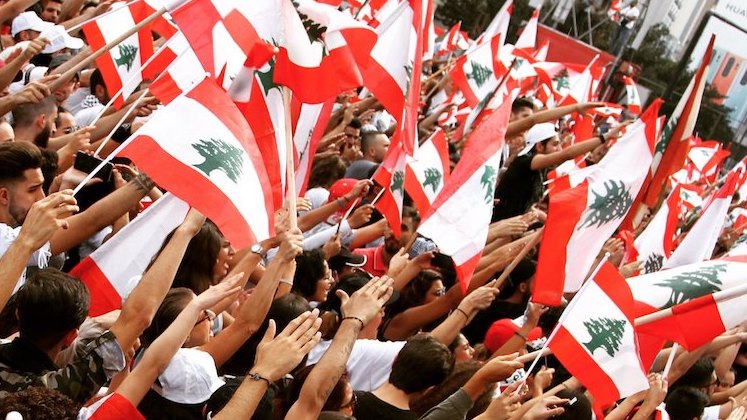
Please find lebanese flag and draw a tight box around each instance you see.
[229,56,288,210]
[532,100,662,306]
[70,194,189,317]
[273,0,377,104]
[641,35,715,208]
[634,184,681,274]
[82,1,154,109]
[533,40,549,61]
[474,0,512,47]
[663,171,739,269]
[169,0,270,83]
[547,156,586,184]
[549,262,649,406]
[558,56,601,105]
[608,0,622,21]
[294,99,336,195]
[515,7,539,50]
[679,183,704,212]
[628,256,747,351]
[121,79,274,249]
[623,76,642,115]
[417,96,511,292]
[451,33,504,107]
[373,141,408,238]
[147,33,207,105]
[435,22,462,58]
[405,129,450,216]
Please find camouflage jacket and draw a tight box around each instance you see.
[0,330,125,404]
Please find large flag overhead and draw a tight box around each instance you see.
[70,195,189,317]
[549,262,649,406]
[629,256,747,351]
[373,142,408,238]
[514,7,539,50]
[121,79,275,248]
[634,184,681,274]
[474,0,512,47]
[641,35,715,208]
[662,171,739,269]
[533,100,662,306]
[293,98,336,195]
[418,96,512,292]
[82,1,154,109]
[623,76,642,115]
[405,129,450,216]
[147,33,207,105]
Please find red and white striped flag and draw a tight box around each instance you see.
[635,184,681,274]
[663,171,739,269]
[629,256,747,351]
[70,194,189,316]
[147,33,206,105]
[121,79,275,249]
[293,98,336,195]
[515,7,539,50]
[549,261,649,406]
[532,100,661,306]
[623,76,641,115]
[435,22,463,58]
[640,35,715,208]
[82,1,154,108]
[373,141,408,237]
[417,95,511,292]
[451,32,504,107]
[474,0,512,47]
[608,0,622,22]
[405,129,450,216]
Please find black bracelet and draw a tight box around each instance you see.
[454,308,469,320]
[342,316,365,329]
[598,133,607,144]
[247,372,272,387]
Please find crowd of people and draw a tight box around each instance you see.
[0,0,746,419]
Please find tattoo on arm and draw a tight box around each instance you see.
[131,173,155,193]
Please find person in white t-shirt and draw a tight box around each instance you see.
[610,0,639,55]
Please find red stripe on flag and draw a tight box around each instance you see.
[171,0,223,75]
[532,180,589,306]
[450,56,480,106]
[122,135,258,248]
[404,165,430,216]
[455,252,481,294]
[363,55,406,123]
[550,326,620,405]
[149,72,181,104]
[82,22,126,109]
[70,257,123,317]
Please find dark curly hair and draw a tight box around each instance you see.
[0,387,80,419]
[292,249,328,300]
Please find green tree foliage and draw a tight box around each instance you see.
[583,317,627,357]
[480,165,497,204]
[192,138,245,183]
[578,179,633,229]
[643,253,664,274]
[654,263,727,309]
[115,44,138,71]
[423,167,443,193]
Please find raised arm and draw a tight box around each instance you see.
[429,283,498,346]
[213,311,323,420]
[108,209,205,353]
[286,276,394,420]
[200,228,304,367]
[530,122,628,171]
[0,191,77,311]
[506,102,604,138]
[49,172,155,254]
[297,180,371,232]
[113,275,243,406]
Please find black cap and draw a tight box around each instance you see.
[319,275,399,315]
[328,247,366,272]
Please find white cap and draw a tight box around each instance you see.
[40,25,84,54]
[518,122,558,156]
[11,12,51,37]
[152,348,225,404]
[8,65,48,95]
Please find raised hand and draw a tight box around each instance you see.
[192,272,244,310]
[347,204,374,228]
[252,310,323,381]
[277,227,304,262]
[18,190,78,249]
[338,275,394,325]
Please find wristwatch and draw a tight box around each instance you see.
[250,243,266,257]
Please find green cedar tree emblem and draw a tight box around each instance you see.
[480,165,497,204]
[512,57,525,70]
[654,263,727,309]
[656,117,677,156]
[467,61,492,88]
[115,44,138,71]
[292,0,327,51]
[583,317,627,357]
[391,170,404,194]
[643,253,664,274]
[257,40,280,95]
[192,138,245,183]
[423,167,442,193]
[553,68,570,91]
[577,180,633,229]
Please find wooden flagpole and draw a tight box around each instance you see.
[48,7,168,92]
[634,282,747,327]
[283,87,298,229]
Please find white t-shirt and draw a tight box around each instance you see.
[307,339,405,392]
[0,224,51,293]
[702,405,720,420]
[619,6,639,29]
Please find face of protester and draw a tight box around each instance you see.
[383,222,400,255]
[370,133,390,163]
[536,136,561,154]
[507,133,526,156]
[510,106,533,122]
[312,262,334,302]
[0,168,45,227]
[424,279,445,304]
[55,111,76,136]
[41,0,62,23]
[453,334,475,362]
[212,237,236,281]
[400,216,418,250]
[187,307,215,348]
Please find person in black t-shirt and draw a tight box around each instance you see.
[493,121,623,222]
[353,334,453,420]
